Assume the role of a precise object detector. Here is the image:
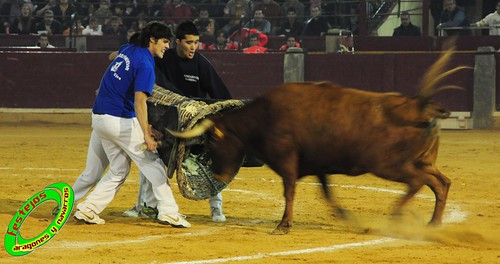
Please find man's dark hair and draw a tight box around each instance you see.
[401,11,410,17]
[175,21,199,40]
[286,7,296,14]
[138,21,172,47]
[129,32,140,44]
[215,29,226,38]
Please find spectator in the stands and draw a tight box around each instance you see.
[1,0,27,25]
[392,11,421,36]
[71,0,90,24]
[279,35,300,51]
[163,0,192,27]
[275,7,303,37]
[63,16,84,35]
[221,0,253,35]
[243,9,271,35]
[471,0,500,36]
[111,2,136,28]
[131,13,148,31]
[253,0,282,34]
[36,32,55,48]
[303,5,330,36]
[103,16,127,43]
[136,0,161,19]
[437,0,470,36]
[34,0,57,23]
[200,0,226,30]
[11,2,37,34]
[193,7,215,38]
[35,9,63,34]
[281,0,304,22]
[93,0,113,27]
[82,16,103,35]
[243,33,268,53]
[51,0,77,30]
[207,29,233,50]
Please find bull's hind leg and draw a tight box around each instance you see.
[316,174,348,219]
[424,167,451,225]
[391,165,450,225]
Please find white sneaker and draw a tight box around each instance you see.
[211,207,226,222]
[122,207,141,218]
[158,213,191,228]
[74,210,105,225]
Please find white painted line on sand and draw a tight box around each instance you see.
[45,229,217,249]
[160,238,396,264]
[0,167,79,171]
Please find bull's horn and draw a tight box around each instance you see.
[166,119,215,139]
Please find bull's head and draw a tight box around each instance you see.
[167,119,245,184]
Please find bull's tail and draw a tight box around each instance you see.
[417,38,472,104]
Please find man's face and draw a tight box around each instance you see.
[90,20,99,30]
[100,1,110,9]
[311,7,320,18]
[199,10,209,19]
[21,4,30,16]
[249,37,259,47]
[176,34,199,59]
[401,14,409,26]
[39,36,49,48]
[44,12,54,24]
[216,33,226,45]
[496,2,500,14]
[254,10,264,21]
[287,11,296,20]
[444,0,455,12]
[111,19,119,29]
[151,38,170,58]
[286,37,296,47]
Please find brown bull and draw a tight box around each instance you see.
[168,44,469,234]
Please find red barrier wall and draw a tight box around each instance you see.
[305,52,475,111]
[202,51,284,98]
[0,51,110,108]
[0,50,494,111]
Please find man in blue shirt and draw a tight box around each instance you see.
[74,21,191,228]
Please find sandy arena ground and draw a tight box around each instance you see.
[0,123,499,264]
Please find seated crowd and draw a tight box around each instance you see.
[0,0,380,50]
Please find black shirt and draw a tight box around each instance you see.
[393,23,421,36]
[154,48,232,99]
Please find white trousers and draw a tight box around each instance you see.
[72,117,223,212]
[72,130,109,203]
[77,114,179,215]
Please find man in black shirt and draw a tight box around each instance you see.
[393,11,421,36]
[156,22,232,222]
[125,21,231,222]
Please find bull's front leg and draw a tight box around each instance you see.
[271,176,296,235]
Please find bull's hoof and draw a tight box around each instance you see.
[270,226,290,235]
[335,208,350,220]
[427,220,442,227]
